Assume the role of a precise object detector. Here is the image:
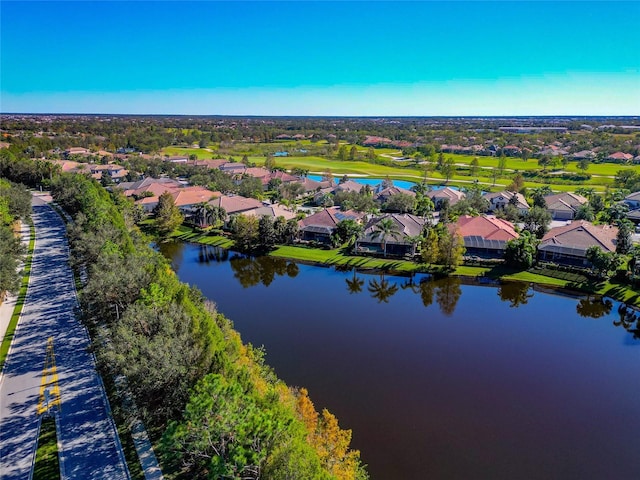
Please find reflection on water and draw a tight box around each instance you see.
[366,277,399,303]
[228,254,299,288]
[197,244,229,264]
[615,303,640,339]
[498,281,534,308]
[576,296,613,318]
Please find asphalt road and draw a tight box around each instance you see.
[0,198,130,480]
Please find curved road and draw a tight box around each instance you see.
[0,197,129,480]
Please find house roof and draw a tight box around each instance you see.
[359,213,426,244]
[450,215,519,242]
[209,194,263,214]
[334,180,364,193]
[484,190,530,210]
[426,187,465,203]
[539,220,618,255]
[299,207,364,229]
[244,204,297,220]
[607,152,633,161]
[375,186,416,200]
[119,177,183,196]
[544,192,588,212]
[624,191,640,202]
[171,187,220,207]
[243,167,271,179]
[269,170,299,183]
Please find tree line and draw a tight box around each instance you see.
[1,154,368,480]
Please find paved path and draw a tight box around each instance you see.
[0,198,130,480]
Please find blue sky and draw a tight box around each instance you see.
[1,1,639,115]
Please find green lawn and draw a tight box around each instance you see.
[0,222,35,371]
[169,226,234,248]
[33,417,60,480]
[161,146,217,160]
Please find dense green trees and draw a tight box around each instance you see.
[26,169,367,479]
[504,231,538,269]
[0,180,30,299]
[153,192,184,237]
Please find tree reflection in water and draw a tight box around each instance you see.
[614,303,640,339]
[197,245,229,264]
[576,296,613,319]
[497,281,533,308]
[434,277,462,316]
[367,277,399,303]
[345,270,365,294]
[229,254,299,288]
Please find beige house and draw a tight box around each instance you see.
[544,192,588,220]
[538,220,618,266]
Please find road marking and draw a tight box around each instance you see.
[36,337,61,415]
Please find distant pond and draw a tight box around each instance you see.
[159,241,640,479]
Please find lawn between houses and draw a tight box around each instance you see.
[168,226,640,308]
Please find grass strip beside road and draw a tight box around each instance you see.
[33,417,60,480]
[0,222,36,372]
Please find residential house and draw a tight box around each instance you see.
[118,176,183,196]
[219,162,247,176]
[623,191,640,209]
[374,186,416,204]
[426,187,466,209]
[165,156,189,164]
[333,180,364,194]
[355,213,427,257]
[538,220,618,266]
[64,147,91,157]
[208,194,263,217]
[298,207,365,244]
[607,152,634,163]
[570,150,596,161]
[88,164,129,183]
[244,204,297,221]
[448,215,518,258]
[544,192,588,220]
[484,191,530,216]
[136,186,219,213]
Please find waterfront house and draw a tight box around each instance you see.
[298,207,365,244]
[448,215,519,258]
[355,213,426,257]
[538,220,618,266]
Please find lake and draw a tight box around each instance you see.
[160,241,640,479]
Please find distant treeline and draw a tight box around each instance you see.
[1,153,367,479]
[2,114,638,157]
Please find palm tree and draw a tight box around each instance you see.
[367,277,399,303]
[370,217,401,257]
[194,202,210,228]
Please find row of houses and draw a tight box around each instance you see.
[298,207,618,266]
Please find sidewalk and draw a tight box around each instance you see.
[0,220,31,343]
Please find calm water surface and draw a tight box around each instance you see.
[160,242,640,479]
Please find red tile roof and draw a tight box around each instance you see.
[450,215,519,241]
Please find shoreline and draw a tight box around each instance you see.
[167,226,640,308]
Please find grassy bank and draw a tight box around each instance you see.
[0,222,36,371]
[33,417,60,480]
[171,225,640,307]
